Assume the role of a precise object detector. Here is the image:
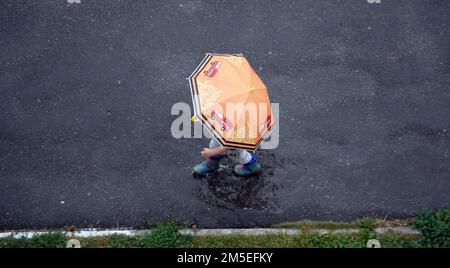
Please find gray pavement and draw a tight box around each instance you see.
[0,0,449,229]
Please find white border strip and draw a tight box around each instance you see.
[0,227,420,239]
[188,53,211,119]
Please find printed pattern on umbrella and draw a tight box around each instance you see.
[188,53,275,150]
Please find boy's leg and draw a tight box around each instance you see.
[228,149,261,176]
[193,139,225,176]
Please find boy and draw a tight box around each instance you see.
[193,138,261,177]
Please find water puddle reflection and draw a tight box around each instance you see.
[193,151,282,210]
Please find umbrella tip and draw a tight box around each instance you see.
[191,116,199,122]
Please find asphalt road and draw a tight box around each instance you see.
[1,0,449,229]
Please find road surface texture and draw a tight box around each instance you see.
[1,0,449,229]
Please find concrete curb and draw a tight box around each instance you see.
[179,228,362,236]
[374,227,421,235]
[0,227,420,239]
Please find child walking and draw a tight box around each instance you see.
[193,138,261,177]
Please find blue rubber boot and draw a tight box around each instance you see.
[233,154,261,176]
[193,155,222,177]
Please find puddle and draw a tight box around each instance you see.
[193,151,283,210]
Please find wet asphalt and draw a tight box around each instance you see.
[0,0,449,229]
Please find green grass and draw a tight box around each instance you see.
[76,231,420,248]
[0,229,419,248]
[272,220,360,230]
[133,220,191,248]
[81,220,192,248]
[412,204,450,248]
[187,233,371,248]
[272,217,378,230]
[357,217,378,230]
[0,232,67,248]
[1,203,448,248]
[377,233,421,248]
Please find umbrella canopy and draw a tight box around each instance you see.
[188,53,275,150]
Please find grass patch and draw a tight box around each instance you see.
[78,220,192,248]
[187,231,418,248]
[272,220,359,230]
[377,232,420,248]
[357,217,378,230]
[412,204,450,248]
[0,232,66,248]
[2,203,449,248]
[0,230,420,248]
[274,217,396,231]
[133,220,191,248]
[272,218,379,230]
[81,234,137,248]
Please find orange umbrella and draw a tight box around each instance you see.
[188,53,275,151]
